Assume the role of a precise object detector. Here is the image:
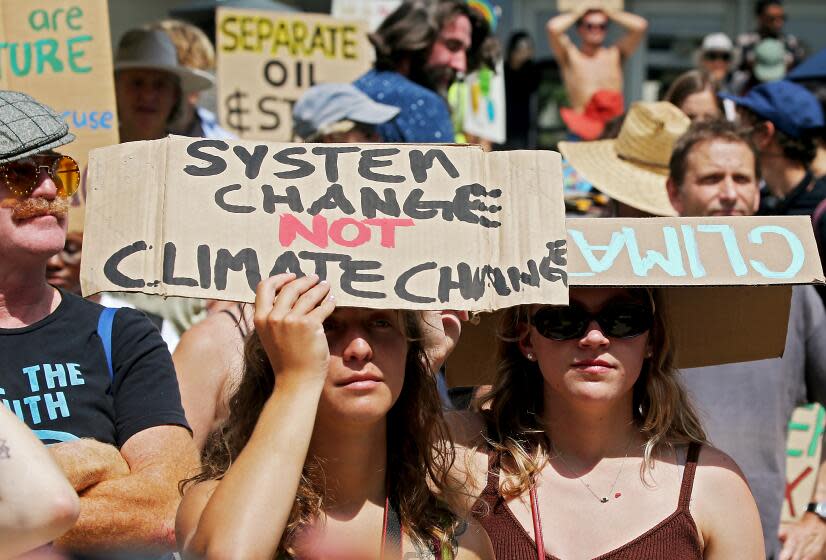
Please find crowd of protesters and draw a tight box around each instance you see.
[3,0,826,559]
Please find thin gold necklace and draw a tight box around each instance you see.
[550,437,635,504]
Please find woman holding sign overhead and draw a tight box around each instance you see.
[445,287,765,559]
[176,273,493,559]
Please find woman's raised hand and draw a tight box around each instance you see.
[419,310,470,372]
[254,273,336,388]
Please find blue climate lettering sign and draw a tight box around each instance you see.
[567,217,819,285]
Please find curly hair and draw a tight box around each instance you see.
[147,19,215,72]
[370,0,497,74]
[181,311,459,555]
[477,289,708,498]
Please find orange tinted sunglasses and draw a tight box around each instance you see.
[1,154,80,198]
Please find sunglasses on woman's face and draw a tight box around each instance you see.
[531,299,654,341]
[0,154,80,198]
[582,22,608,32]
[703,51,731,62]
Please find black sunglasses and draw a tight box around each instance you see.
[703,50,731,62]
[531,298,654,341]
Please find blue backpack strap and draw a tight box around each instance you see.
[96,307,117,384]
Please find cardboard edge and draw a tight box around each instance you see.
[79,147,102,298]
[156,137,171,298]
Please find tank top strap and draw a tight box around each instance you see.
[677,442,702,510]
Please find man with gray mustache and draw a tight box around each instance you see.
[0,90,197,557]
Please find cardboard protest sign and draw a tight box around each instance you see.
[0,0,118,232]
[446,216,825,386]
[331,0,401,31]
[565,217,822,286]
[557,0,624,12]
[461,62,506,144]
[80,136,567,311]
[782,404,825,523]
[215,8,372,142]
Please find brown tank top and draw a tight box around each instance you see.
[473,442,704,560]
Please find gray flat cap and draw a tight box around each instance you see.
[0,91,75,164]
[293,83,400,140]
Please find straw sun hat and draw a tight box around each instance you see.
[558,102,691,217]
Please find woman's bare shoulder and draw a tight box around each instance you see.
[445,409,487,447]
[690,444,764,557]
[693,444,749,485]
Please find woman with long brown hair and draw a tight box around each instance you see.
[176,273,492,559]
[447,287,764,559]
[663,70,721,122]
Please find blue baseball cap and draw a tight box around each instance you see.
[721,80,824,138]
[788,48,826,81]
[292,83,400,140]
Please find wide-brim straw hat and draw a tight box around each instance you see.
[114,29,214,94]
[558,101,691,217]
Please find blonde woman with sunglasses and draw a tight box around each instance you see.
[446,287,764,559]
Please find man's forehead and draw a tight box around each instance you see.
[688,138,756,168]
[441,13,472,39]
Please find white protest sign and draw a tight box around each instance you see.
[782,404,826,523]
[557,0,624,12]
[461,62,506,144]
[215,8,373,141]
[80,137,567,311]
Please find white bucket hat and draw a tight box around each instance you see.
[114,29,214,93]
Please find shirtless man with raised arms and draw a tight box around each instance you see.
[546,4,648,112]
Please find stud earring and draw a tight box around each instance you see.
[526,353,535,361]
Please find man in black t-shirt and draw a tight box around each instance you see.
[0,91,197,555]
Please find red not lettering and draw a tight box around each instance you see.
[329,218,371,248]
[279,214,328,248]
[278,215,416,249]
[363,218,415,248]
